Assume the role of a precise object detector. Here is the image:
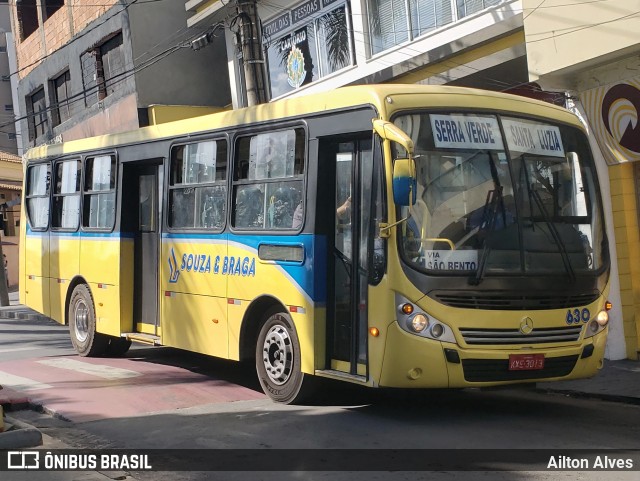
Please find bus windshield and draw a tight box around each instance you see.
[394,112,605,278]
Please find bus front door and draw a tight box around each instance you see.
[323,137,373,378]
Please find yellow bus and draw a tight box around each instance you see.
[20,85,610,403]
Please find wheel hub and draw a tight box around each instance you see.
[74,300,89,343]
[262,324,293,385]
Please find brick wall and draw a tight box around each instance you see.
[15,30,43,78]
[609,162,640,359]
[43,7,72,57]
[14,0,119,79]
[72,0,119,34]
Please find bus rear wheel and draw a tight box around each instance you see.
[256,311,308,404]
[69,284,108,357]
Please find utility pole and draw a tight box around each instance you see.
[236,0,269,106]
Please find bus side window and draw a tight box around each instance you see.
[169,139,227,231]
[233,128,305,230]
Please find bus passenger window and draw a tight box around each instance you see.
[235,185,264,228]
[26,163,51,230]
[83,155,116,229]
[233,128,305,230]
[169,139,227,231]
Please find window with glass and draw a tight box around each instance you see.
[83,155,116,229]
[265,3,352,98]
[52,160,81,230]
[367,0,504,55]
[169,140,228,230]
[393,112,605,277]
[233,128,305,230]
[27,87,48,141]
[26,163,51,230]
[52,70,72,126]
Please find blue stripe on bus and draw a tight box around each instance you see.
[163,232,327,303]
[25,228,328,303]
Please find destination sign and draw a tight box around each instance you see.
[423,250,478,271]
[502,118,565,157]
[430,114,504,150]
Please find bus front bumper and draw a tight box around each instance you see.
[378,322,607,389]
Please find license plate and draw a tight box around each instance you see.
[508,354,545,371]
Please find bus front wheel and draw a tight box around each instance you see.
[69,284,108,357]
[256,311,308,404]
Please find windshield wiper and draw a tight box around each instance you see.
[470,155,504,286]
[469,187,502,286]
[530,188,576,283]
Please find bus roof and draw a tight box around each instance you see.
[24,84,580,161]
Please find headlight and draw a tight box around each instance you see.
[395,294,457,343]
[584,309,609,339]
[596,310,609,326]
[409,314,429,333]
[431,323,445,338]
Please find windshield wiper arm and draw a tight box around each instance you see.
[530,188,576,282]
[469,187,502,286]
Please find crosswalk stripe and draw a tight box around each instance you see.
[37,358,141,379]
[0,346,41,354]
[0,371,53,391]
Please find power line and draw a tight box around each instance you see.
[7,0,146,79]
[0,19,226,133]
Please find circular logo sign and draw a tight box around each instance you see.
[602,83,640,154]
[286,46,307,89]
[520,317,534,335]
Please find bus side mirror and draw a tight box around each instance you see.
[393,158,417,206]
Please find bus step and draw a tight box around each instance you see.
[123,333,161,345]
[314,369,368,384]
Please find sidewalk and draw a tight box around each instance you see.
[0,290,51,322]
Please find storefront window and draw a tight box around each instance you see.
[265,2,352,98]
[368,0,504,55]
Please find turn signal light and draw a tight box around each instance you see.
[369,327,380,337]
[605,301,613,311]
[401,303,414,315]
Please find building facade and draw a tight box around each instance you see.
[0,150,22,288]
[9,0,232,152]
[0,0,19,155]
[186,0,529,108]
[524,0,639,360]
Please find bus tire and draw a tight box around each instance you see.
[105,337,132,357]
[68,284,108,357]
[256,311,308,404]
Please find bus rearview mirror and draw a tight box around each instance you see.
[393,158,417,206]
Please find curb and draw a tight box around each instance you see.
[0,415,43,449]
[537,387,640,406]
[0,309,52,322]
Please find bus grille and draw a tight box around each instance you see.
[432,291,599,310]
[461,355,579,382]
[459,326,583,345]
